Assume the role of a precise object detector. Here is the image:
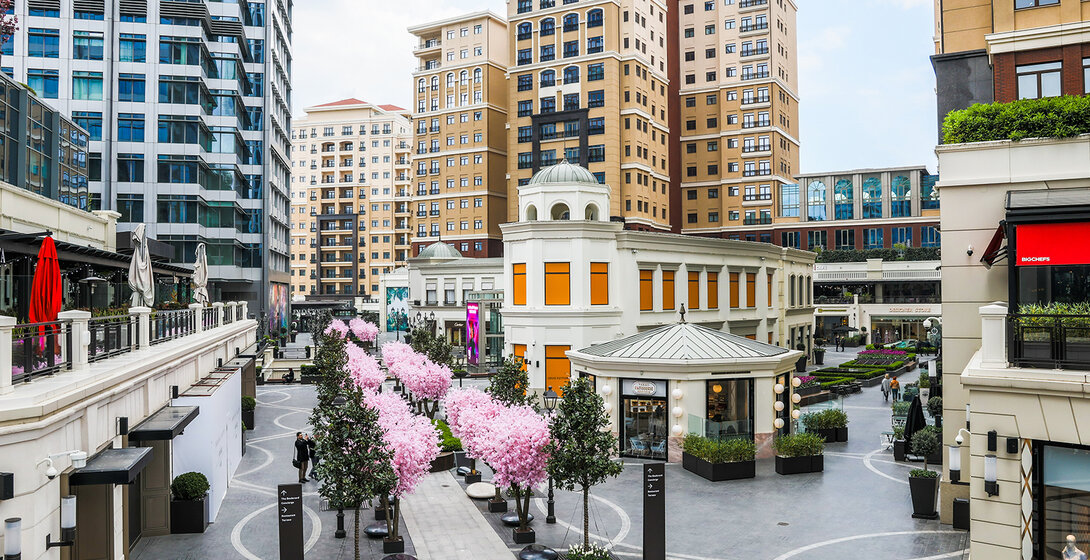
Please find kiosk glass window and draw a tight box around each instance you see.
[705,379,753,440]
[621,380,668,460]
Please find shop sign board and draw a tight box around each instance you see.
[1016,223,1090,266]
[278,483,304,560]
[623,379,666,398]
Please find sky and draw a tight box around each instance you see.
[291,0,939,173]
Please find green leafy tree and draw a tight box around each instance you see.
[546,377,623,548]
[313,388,396,560]
[487,355,536,409]
[426,334,452,368]
[310,311,348,413]
[409,327,433,354]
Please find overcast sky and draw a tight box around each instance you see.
[291,0,938,173]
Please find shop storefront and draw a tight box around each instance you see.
[620,379,669,459]
[1033,442,1090,558]
[704,378,754,440]
[870,317,926,345]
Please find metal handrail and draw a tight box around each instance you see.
[11,320,72,383]
[88,315,136,362]
[150,309,195,345]
[1008,313,1090,369]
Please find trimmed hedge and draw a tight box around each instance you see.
[773,432,825,457]
[813,367,886,380]
[816,377,852,388]
[816,247,940,263]
[432,419,462,452]
[942,95,1090,144]
[682,433,756,463]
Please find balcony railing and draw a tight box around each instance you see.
[742,216,773,225]
[88,315,136,363]
[11,321,72,383]
[1007,313,1090,369]
[150,309,196,345]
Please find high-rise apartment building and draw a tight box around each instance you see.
[677,0,799,240]
[5,0,293,315]
[408,12,509,258]
[505,0,671,231]
[932,0,1090,137]
[289,99,413,303]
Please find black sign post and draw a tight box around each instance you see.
[643,463,665,560]
[278,483,304,560]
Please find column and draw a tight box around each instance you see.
[130,306,151,349]
[58,310,91,372]
[0,316,14,395]
[241,301,249,319]
[189,303,204,333]
[212,302,224,328]
[979,302,1009,369]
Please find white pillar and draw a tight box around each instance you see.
[189,303,204,333]
[241,301,249,319]
[58,310,91,372]
[226,302,237,322]
[980,302,1009,369]
[0,316,15,395]
[212,302,224,327]
[130,306,151,349]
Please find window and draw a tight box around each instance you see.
[745,273,756,308]
[73,111,103,140]
[564,93,580,111]
[518,48,532,65]
[590,263,608,304]
[1085,57,1090,94]
[73,30,104,60]
[119,33,146,62]
[587,36,603,54]
[1017,62,1062,99]
[807,180,826,221]
[688,272,700,309]
[588,63,604,81]
[518,100,533,116]
[707,272,719,309]
[545,262,570,305]
[891,175,912,218]
[517,74,533,91]
[662,270,675,310]
[72,71,103,100]
[834,229,855,250]
[564,14,579,31]
[921,226,940,248]
[540,44,555,62]
[862,176,882,218]
[808,231,827,251]
[117,193,143,221]
[541,18,555,36]
[117,154,144,182]
[639,270,654,311]
[728,272,740,309]
[517,22,532,40]
[545,345,572,397]
[563,40,579,58]
[564,66,580,84]
[1015,0,1059,8]
[117,113,145,141]
[118,73,145,102]
[833,178,853,220]
[588,90,605,108]
[864,228,884,249]
[28,28,60,58]
[513,264,527,305]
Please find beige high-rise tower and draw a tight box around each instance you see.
[409,12,510,258]
[289,100,413,303]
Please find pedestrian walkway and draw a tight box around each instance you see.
[401,471,513,560]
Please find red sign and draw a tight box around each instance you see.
[1016,223,1090,266]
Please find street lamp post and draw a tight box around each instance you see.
[331,394,348,539]
[542,387,559,524]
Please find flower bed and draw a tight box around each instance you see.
[680,434,756,481]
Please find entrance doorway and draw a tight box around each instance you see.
[620,379,668,460]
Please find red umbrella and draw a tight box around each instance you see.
[29,236,62,341]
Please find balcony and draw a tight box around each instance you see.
[742,120,771,129]
[741,71,770,81]
[740,22,769,33]
[1007,311,1090,369]
[739,0,767,7]
[742,216,773,225]
[741,95,770,105]
[415,39,441,52]
[742,145,772,153]
[740,47,769,57]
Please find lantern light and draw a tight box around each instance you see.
[791,393,801,404]
[791,409,801,419]
[791,377,801,388]
[773,418,785,429]
[774,401,785,412]
[774,383,785,395]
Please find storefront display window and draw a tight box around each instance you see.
[1035,443,1090,558]
[704,379,753,440]
[871,318,925,345]
[621,379,668,460]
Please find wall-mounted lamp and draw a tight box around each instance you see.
[773,418,785,429]
[171,385,179,399]
[791,393,802,404]
[948,445,963,484]
[0,473,12,501]
[117,416,129,437]
[966,244,974,257]
[791,377,801,388]
[987,429,997,452]
[45,495,76,550]
[965,404,970,430]
[984,454,999,496]
[5,517,21,560]
[773,383,785,395]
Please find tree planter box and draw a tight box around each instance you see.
[488,498,508,513]
[681,452,755,481]
[429,451,455,473]
[909,475,940,519]
[796,385,821,397]
[813,352,825,365]
[775,455,823,475]
[170,497,209,534]
[242,409,255,431]
[465,472,482,484]
[808,428,836,443]
[383,536,405,553]
[513,528,536,544]
[374,506,386,521]
[795,356,808,372]
[893,440,906,462]
[861,376,885,388]
[836,427,848,442]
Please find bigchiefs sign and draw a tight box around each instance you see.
[1016,223,1090,266]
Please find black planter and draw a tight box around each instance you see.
[429,451,455,473]
[383,536,405,553]
[775,455,823,475]
[374,506,386,521]
[169,496,209,534]
[796,385,821,397]
[893,440,907,462]
[926,449,943,466]
[836,427,848,442]
[465,472,482,484]
[808,428,837,443]
[681,453,755,481]
[242,409,255,431]
[813,351,825,365]
[513,528,536,544]
[488,498,508,513]
[795,356,808,372]
[909,474,941,519]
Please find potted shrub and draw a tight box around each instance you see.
[170,472,210,534]
[892,427,907,461]
[802,409,848,443]
[826,409,849,442]
[567,542,617,560]
[801,411,833,442]
[241,395,256,431]
[908,429,941,519]
[927,396,943,429]
[795,344,808,372]
[680,433,756,481]
[813,346,826,366]
[429,419,460,472]
[918,373,931,401]
[773,432,824,475]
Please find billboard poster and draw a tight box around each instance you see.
[269,283,289,336]
[466,302,480,366]
[385,287,409,332]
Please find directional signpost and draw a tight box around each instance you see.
[644,463,665,560]
[278,483,304,560]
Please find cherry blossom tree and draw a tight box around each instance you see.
[0,1,17,68]
[382,342,452,418]
[323,318,350,338]
[348,318,379,344]
[345,343,385,391]
[479,405,551,535]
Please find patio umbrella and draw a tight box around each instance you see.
[903,396,927,454]
[29,236,62,326]
[832,325,860,334]
[128,224,155,307]
[192,243,209,306]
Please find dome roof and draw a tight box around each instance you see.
[416,241,463,260]
[528,159,598,186]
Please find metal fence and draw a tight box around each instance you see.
[150,309,195,345]
[1008,313,1090,369]
[11,320,72,383]
[88,315,137,362]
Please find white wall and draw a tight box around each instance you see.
[172,370,243,523]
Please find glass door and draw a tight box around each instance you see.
[621,397,668,460]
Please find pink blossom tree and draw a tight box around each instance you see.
[478,405,551,535]
[0,1,17,68]
[345,343,385,391]
[382,342,451,418]
[348,318,379,344]
[323,319,349,338]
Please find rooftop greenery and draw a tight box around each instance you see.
[815,247,940,263]
[942,95,1090,144]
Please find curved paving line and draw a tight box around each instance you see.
[228,487,323,557]
[771,530,965,560]
[532,490,632,549]
[233,443,274,478]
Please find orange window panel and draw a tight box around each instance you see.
[688,271,700,310]
[639,269,653,311]
[767,273,774,308]
[729,272,740,309]
[590,262,609,305]
[512,344,527,371]
[745,334,756,340]
[746,272,756,308]
[512,263,526,305]
[545,345,572,396]
[768,332,773,344]
[707,272,719,309]
[662,270,675,310]
[544,262,570,305]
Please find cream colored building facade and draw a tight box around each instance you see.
[937,134,1090,558]
[409,12,510,258]
[290,100,413,304]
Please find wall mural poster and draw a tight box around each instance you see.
[386,287,409,332]
[466,302,480,366]
[269,283,289,336]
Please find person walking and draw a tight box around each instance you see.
[881,374,892,402]
[306,435,319,480]
[294,432,309,483]
[890,376,901,402]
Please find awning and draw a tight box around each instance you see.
[69,447,153,486]
[128,406,199,442]
[980,221,1007,269]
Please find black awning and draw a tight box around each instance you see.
[981,221,1008,270]
[128,406,199,442]
[69,447,153,486]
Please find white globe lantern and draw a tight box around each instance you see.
[671,388,683,400]
[791,409,801,419]
[791,393,802,404]
[774,383,785,395]
[671,406,683,418]
[671,424,683,436]
[601,385,612,396]
[791,377,801,388]
[774,401,785,412]
[774,418,785,429]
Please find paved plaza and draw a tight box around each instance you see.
[133,350,969,560]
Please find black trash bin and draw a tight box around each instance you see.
[952,498,970,530]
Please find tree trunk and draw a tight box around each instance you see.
[523,488,531,530]
[353,507,360,560]
[583,487,590,548]
[515,486,528,531]
[389,496,401,541]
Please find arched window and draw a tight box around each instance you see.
[517,22,532,40]
[587,8,603,27]
[807,180,826,221]
[833,178,853,220]
[540,69,556,87]
[891,175,911,218]
[551,203,570,220]
[430,76,438,89]
[417,78,425,93]
[862,177,882,219]
[540,17,555,36]
[459,70,468,86]
[445,73,454,88]
[525,204,538,221]
[473,68,482,84]
[563,66,580,84]
[563,13,579,31]
[584,203,599,220]
[789,274,796,307]
[806,276,812,306]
